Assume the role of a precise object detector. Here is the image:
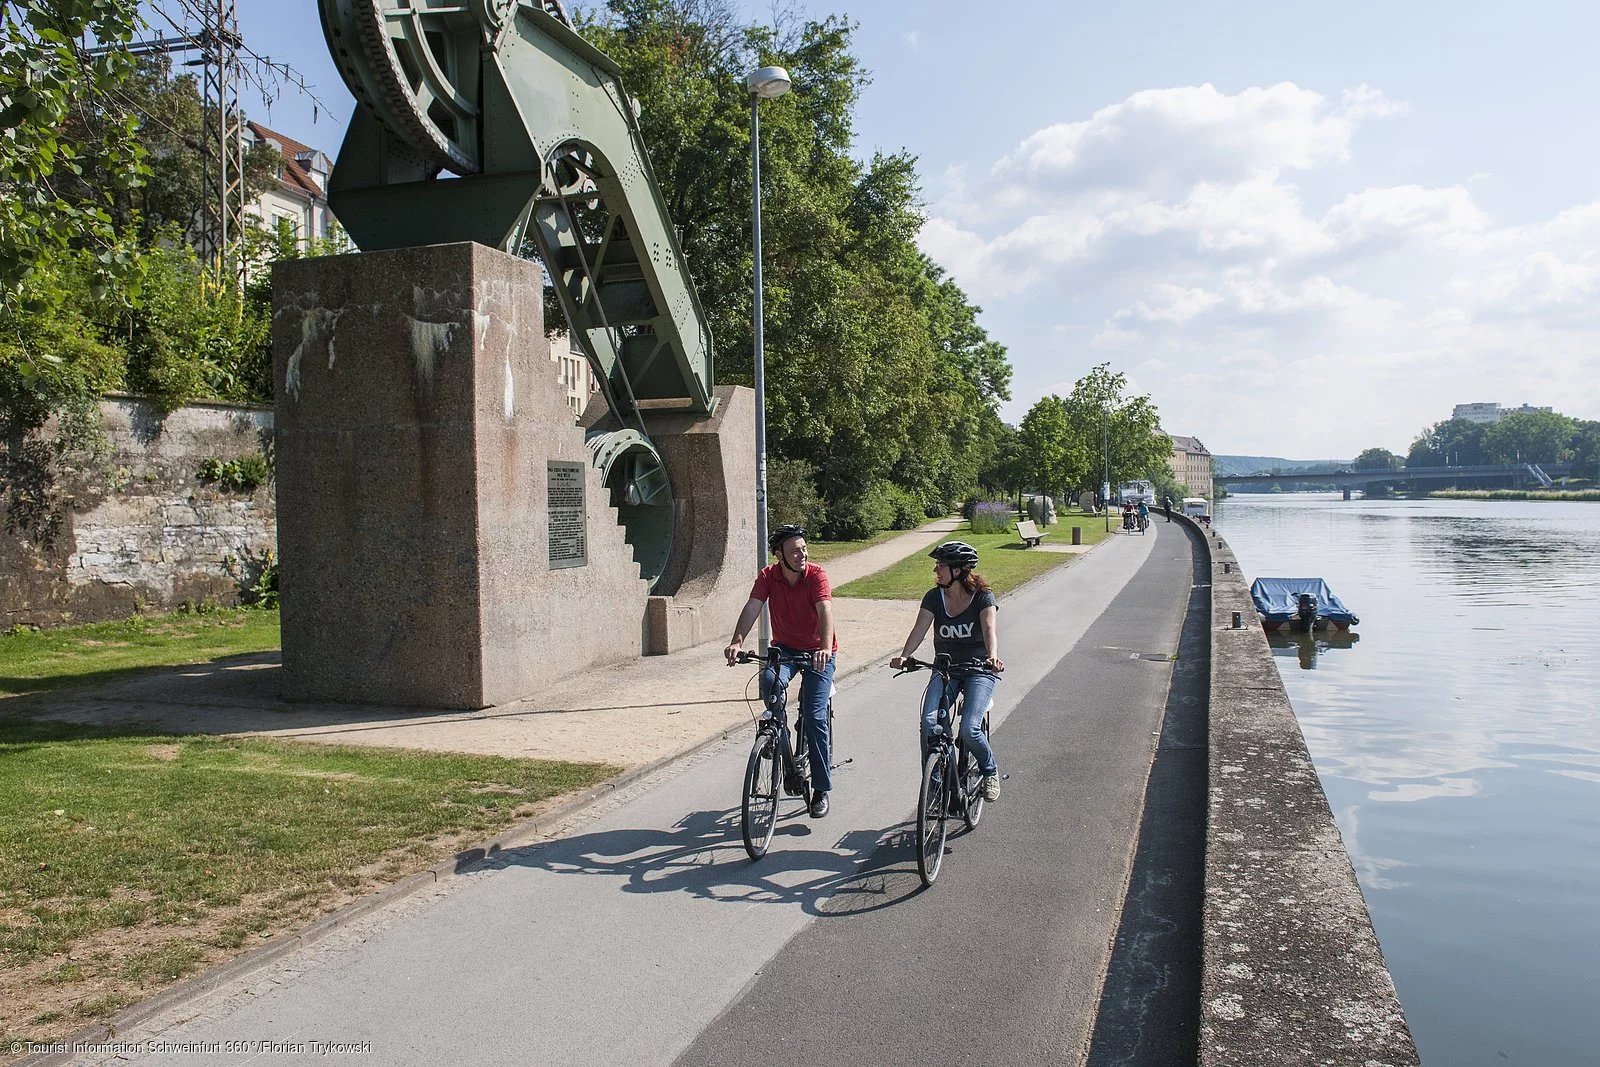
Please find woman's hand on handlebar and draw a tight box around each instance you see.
[986,654,1005,673]
[890,655,906,670]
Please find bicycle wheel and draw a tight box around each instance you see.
[961,745,985,831]
[917,749,950,885]
[742,730,780,860]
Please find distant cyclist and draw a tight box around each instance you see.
[725,524,838,818]
[890,540,1003,802]
[1136,499,1150,530]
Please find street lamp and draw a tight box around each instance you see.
[1102,403,1110,532]
[747,65,791,650]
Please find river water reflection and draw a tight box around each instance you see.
[1214,494,1600,1067]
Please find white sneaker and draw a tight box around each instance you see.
[982,774,1001,802]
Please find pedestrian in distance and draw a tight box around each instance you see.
[1163,494,1173,521]
[725,524,838,818]
[890,540,1004,802]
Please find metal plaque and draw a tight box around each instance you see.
[547,461,588,569]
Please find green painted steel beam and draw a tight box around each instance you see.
[317,0,717,418]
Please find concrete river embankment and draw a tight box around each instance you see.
[1196,517,1419,1066]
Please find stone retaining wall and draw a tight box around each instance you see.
[1195,519,1420,1065]
[1,397,275,628]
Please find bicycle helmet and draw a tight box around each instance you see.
[768,523,807,554]
[929,540,979,571]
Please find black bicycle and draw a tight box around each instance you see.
[731,648,836,860]
[892,655,995,886]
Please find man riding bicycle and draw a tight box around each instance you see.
[1136,499,1150,530]
[890,540,1004,802]
[725,524,838,818]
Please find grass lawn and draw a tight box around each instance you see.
[833,512,1117,600]
[0,608,283,697]
[801,528,904,563]
[0,718,619,1046]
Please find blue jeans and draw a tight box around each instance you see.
[760,645,836,795]
[920,671,998,776]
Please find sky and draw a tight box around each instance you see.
[211,0,1600,457]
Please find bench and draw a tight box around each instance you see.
[1016,519,1047,547]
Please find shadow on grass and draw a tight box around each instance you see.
[0,651,283,706]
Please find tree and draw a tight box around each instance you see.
[1,0,148,301]
[1353,447,1402,470]
[1016,395,1074,497]
[1481,410,1575,465]
[581,0,1011,533]
[50,55,279,252]
[1062,363,1169,494]
[1568,420,1600,483]
[1408,418,1486,467]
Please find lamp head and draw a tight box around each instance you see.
[745,66,792,99]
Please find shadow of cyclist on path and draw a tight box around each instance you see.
[473,806,931,916]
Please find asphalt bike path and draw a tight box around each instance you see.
[83,527,1169,1067]
[677,523,1195,1066]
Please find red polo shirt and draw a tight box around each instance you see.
[750,562,838,651]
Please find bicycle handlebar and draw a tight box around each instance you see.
[730,648,823,667]
[891,655,998,677]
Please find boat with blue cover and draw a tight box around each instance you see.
[1250,577,1359,633]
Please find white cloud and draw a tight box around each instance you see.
[1339,84,1408,120]
[921,80,1600,451]
[1115,283,1224,323]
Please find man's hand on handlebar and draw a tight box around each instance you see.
[724,641,744,666]
[811,648,833,672]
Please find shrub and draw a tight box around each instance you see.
[885,484,925,530]
[825,480,897,540]
[226,547,279,609]
[766,457,825,532]
[197,452,270,493]
[969,500,1015,535]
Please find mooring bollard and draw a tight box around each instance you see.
[1231,611,1242,628]
[1072,526,1082,545]
[1223,561,1231,573]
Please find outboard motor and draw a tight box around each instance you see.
[1296,593,1319,632]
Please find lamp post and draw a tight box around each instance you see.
[746,65,791,650]
[1102,402,1110,533]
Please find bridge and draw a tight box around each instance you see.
[1217,463,1572,491]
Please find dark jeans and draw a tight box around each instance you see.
[760,644,836,795]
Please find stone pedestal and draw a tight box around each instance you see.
[272,242,655,708]
[637,387,757,654]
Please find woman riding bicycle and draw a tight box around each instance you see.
[890,540,1004,802]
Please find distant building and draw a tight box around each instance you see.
[1451,402,1552,425]
[244,121,336,247]
[551,332,596,418]
[1167,434,1213,499]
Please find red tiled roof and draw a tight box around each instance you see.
[247,120,328,203]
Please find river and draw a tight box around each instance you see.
[1212,493,1600,1067]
